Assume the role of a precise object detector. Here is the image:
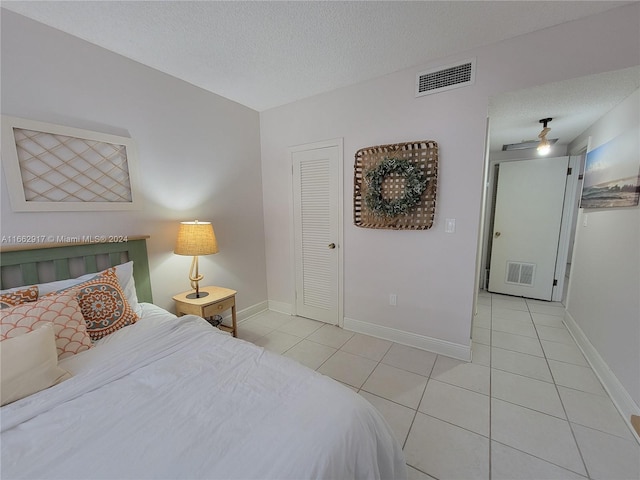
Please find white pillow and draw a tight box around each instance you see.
[0,261,142,316]
[0,323,71,406]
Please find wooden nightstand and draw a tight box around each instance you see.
[172,286,237,337]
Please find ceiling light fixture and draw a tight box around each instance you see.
[537,117,553,156]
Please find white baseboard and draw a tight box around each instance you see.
[256,303,471,360]
[267,300,293,315]
[564,310,640,443]
[343,317,471,361]
[223,300,268,324]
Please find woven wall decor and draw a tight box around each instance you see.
[1,115,140,212]
[354,140,438,230]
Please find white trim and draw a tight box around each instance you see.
[267,300,293,315]
[473,117,492,321]
[222,300,269,325]
[1,116,141,212]
[343,317,471,362]
[552,155,581,302]
[288,138,344,154]
[564,310,640,443]
[288,138,344,327]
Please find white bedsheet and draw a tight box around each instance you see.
[1,305,407,480]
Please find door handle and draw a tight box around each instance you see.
[328,243,336,249]
[494,232,501,238]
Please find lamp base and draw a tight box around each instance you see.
[186,291,209,299]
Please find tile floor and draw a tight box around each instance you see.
[237,292,640,479]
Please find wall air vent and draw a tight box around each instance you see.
[506,261,535,286]
[416,59,476,97]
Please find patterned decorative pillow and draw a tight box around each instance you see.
[0,291,93,359]
[0,286,38,309]
[63,268,138,341]
[36,261,142,316]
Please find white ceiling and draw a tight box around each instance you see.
[2,1,638,150]
[489,66,640,152]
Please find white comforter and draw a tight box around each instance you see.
[1,305,407,480]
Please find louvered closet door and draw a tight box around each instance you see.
[292,145,339,324]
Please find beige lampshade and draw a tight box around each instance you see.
[174,221,218,256]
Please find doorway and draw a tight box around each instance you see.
[481,154,583,302]
[477,69,637,304]
[488,156,569,301]
[290,139,343,325]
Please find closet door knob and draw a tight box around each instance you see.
[328,243,336,249]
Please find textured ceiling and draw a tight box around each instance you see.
[489,66,640,152]
[2,1,637,151]
[1,1,631,112]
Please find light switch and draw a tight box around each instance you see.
[445,218,456,233]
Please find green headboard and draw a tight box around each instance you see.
[0,236,152,303]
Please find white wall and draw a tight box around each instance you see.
[259,4,640,356]
[566,88,640,411]
[0,10,268,313]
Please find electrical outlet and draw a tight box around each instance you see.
[389,294,397,306]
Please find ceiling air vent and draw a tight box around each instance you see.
[416,59,476,97]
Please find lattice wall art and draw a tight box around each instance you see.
[1,116,139,212]
[354,140,438,230]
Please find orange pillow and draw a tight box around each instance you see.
[0,291,93,359]
[0,286,38,309]
[56,268,139,341]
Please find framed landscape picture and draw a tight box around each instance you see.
[581,126,640,208]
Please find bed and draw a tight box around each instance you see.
[0,238,407,480]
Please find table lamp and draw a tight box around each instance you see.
[174,220,218,298]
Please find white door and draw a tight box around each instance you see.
[292,142,342,324]
[488,157,569,300]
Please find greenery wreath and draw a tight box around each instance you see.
[364,157,427,217]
